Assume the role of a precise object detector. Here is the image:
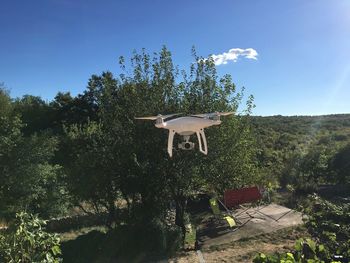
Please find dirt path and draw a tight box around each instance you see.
[169,226,308,263]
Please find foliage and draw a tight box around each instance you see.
[64,119,126,227]
[60,47,258,233]
[303,195,350,261]
[13,95,53,135]
[0,88,69,219]
[329,143,350,184]
[289,145,334,193]
[0,212,62,262]
[253,238,341,263]
[253,114,350,189]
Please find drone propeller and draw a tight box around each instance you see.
[192,111,234,118]
[134,113,181,120]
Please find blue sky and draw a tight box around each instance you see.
[1,0,349,116]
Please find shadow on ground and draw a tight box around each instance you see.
[61,224,181,263]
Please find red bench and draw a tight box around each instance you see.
[224,186,262,209]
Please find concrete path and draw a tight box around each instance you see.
[197,203,303,248]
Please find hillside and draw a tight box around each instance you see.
[251,113,350,149]
[249,114,350,189]
[252,114,350,135]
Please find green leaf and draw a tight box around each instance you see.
[295,239,303,251]
[51,245,61,255]
[306,238,316,253]
[318,244,325,252]
[286,252,294,260]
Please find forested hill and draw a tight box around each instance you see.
[251,114,350,135]
[250,114,350,150]
[250,114,350,190]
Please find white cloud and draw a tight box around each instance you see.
[210,48,258,66]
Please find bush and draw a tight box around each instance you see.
[303,195,350,261]
[0,212,62,262]
[253,238,341,263]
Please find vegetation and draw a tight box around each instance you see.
[252,114,350,190]
[304,195,349,261]
[0,89,68,220]
[0,212,61,262]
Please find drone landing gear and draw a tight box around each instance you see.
[168,130,176,157]
[196,129,208,155]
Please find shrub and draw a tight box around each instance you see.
[0,212,62,262]
[253,238,341,263]
[303,195,350,261]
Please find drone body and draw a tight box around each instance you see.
[135,112,233,157]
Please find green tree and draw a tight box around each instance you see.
[329,143,350,184]
[126,47,258,231]
[63,47,258,234]
[63,72,136,227]
[13,95,53,135]
[50,91,98,133]
[0,88,68,219]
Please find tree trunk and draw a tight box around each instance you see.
[121,191,131,219]
[175,196,187,235]
[106,198,116,229]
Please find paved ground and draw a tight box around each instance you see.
[197,203,303,249]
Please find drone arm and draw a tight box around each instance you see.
[167,130,176,157]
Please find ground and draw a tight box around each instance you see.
[57,194,305,262]
[166,202,305,263]
[58,214,306,263]
[197,203,303,248]
[169,225,309,263]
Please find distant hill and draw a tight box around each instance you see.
[248,114,350,188]
[251,114,350,135]
[250,114,350,172]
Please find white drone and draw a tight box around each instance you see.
[135,112,234,157]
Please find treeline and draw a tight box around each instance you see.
[0,47,258,234]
